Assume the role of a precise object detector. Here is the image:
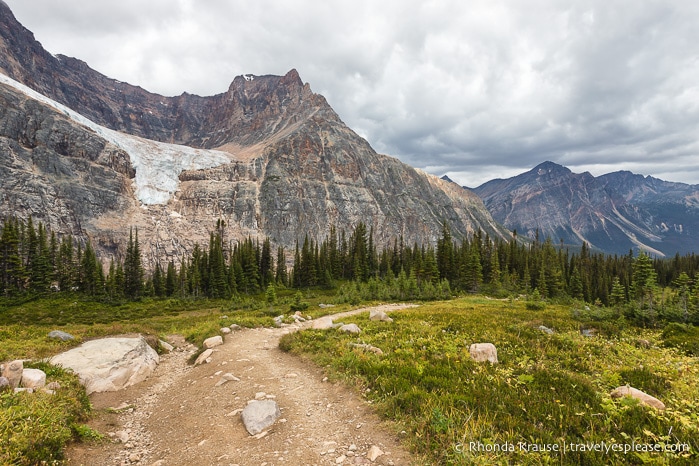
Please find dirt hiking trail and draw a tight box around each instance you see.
[66,304,420,466]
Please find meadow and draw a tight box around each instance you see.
[280,297,699,465]
[0,290,338,465]
[1,293,698,465]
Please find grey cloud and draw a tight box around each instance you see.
[5,0,699,186]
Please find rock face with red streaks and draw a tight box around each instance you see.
[0,1,510,269]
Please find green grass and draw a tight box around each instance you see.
[0,289,343,464]
[280,297,699,465]
[0,362,91,465]
[3,292,698,465]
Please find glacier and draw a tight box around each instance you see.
[0,73,231,205]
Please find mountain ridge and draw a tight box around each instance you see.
[473,161,699,256]
[0,2,509,268]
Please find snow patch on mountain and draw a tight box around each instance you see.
[0,73,231,205]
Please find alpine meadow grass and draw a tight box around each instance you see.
[280,297,699,465]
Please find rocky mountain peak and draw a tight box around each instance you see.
[0,2,510,268]
[531,161,572,178]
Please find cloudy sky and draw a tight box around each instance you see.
[6,0,699,187]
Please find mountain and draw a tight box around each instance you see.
[0,2,509,267]
[473,161,699,256]
[598,171,699,256]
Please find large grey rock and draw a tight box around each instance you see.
[241,399,281,435]
[1,360,23,389]
[610,385,666,410]
[21,368,46,389]
[50,336,159,394]
[0,376,10,392]
[469,343,498,364]
[48,330,75,341]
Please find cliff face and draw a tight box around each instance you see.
[0,82,137,254]
[0,3,509,267]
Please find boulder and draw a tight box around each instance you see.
[339,323,361,334]
[220,327,231,334]
[610,385,666,410]
[312,317,334,330]
[21,368,46,389]
[203,335,223,349]
[469,343,498,364]
[194,349,214,366]
[0,376,10,392]
[538,325,554,335]
[48,330,75,341]
[50,336,159,395]
[241,399,281,435]
[369,309,393,323]
[1,360,23,389]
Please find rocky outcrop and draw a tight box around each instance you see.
[48,330,76,341]
[369,309,394,323]
[0,82,136,247]
[338,323,361,334]
[598,171,699,256]
[49,336,159,394]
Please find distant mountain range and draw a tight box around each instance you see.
[470,161,699,256]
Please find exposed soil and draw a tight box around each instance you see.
[65,304,419,466]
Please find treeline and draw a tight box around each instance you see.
[1,217,698,324]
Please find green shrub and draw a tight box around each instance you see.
[618,368,670,397]
[661,322,699,356]
[0,363,91,465]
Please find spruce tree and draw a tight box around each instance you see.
[124,228,144,299]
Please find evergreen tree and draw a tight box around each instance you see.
[260,238,275,287]
[275,246,288,286]
[79,241,103,295]
[631,252,657,309]
[165,261,178,297]
[0,217,23,295]
[610,277,626,306]
[437,223,455,281]
[124,228,144,299]
[152,263,165,297]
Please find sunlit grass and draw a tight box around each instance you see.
[280,297,699,465]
